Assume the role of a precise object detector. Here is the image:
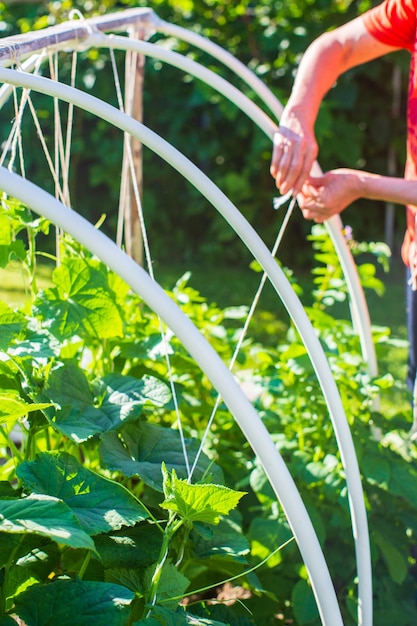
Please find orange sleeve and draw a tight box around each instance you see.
[362,0,416,51]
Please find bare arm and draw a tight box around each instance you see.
[298,169,417,223]
[270,16,400,195]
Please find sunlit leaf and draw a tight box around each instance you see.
[161,465,246,525]
[17,451,148,535]
[0,494,95,551]
[0,393,52,425]
[0,302,25,349]
[34,257,123,339]
[100,422,223,491]
[95,524,162,570]
[43,362,170,442]
[14,578,134,626]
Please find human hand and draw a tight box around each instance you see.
[297,169,361,222]
[270,108,318,196]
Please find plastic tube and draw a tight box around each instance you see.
[154,18,378,380]
[0,67,371,625]
[0,165,345,626]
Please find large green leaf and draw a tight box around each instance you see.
[0,494,95,551]
[14,578,134,626]
[0,212,26,268]
[0,393,52,426]
[161,466,246,525]
[100,421,223,491]
[34,257,123,339]
[192,515,249,562]
[17,451,148,535]
[43,362,170,442]
[0,302,25,350]
[361,450,390,487]
[0,533,22,568]
[248,517,293,568]
[94,524,162,570]
[12,534,61,581]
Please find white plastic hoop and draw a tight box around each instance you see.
[153,18,378,379]
[0,66,371,625]
[0,165,345,626]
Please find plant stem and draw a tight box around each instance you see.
[78,550,91,580]
[146,516,183,614]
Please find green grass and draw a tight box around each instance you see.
[0,262,52,308]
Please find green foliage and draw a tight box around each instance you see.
[1,0,408,266]
[0,188,417,625]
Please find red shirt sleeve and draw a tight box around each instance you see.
[362,0,416,51]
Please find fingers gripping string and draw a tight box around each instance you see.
[189,195,297,481]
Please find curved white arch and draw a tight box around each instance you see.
[0,67,370,625]
[152,17,378,379]
[0,166,344,626]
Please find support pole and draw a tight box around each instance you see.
[121,28,145,264]
[0,68,372,625]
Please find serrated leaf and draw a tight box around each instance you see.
[105,567,144,594]
[17,451,148,535]
[0,494,95,551]
[0,393,53,425]
[43,362,170,442]
[8,328,60,360]
[193,515,249,562]
[94,524,162,570]
[0,301,25,349]
[34,257,123,339]
[14,578,134,626]
[161,466,246,525]
[100,422,223,491]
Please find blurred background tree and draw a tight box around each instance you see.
[0,0,410,267]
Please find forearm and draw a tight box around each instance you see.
[284,33,351,128]
[357,172,417,206]
[271,16,398,195]
[283,16,398,129]
[298,169,417,224]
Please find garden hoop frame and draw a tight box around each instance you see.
[0,10,376,626]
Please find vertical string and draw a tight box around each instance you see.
[1,54,45,174]
[62,50,77,207]
[109,40,191,477]
[189,196,297,480]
